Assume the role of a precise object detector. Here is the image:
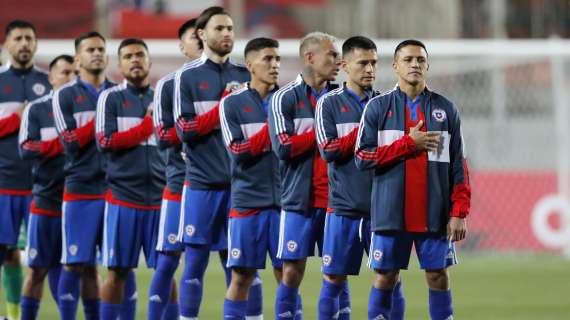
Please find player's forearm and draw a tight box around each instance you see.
[320,128,358,162]
[0,113,21,138]
[155,126,181,150]
[98,116,153,151]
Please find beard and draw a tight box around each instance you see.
[125,69,149,84]
[207,38,233,56]
[14,51,33,66]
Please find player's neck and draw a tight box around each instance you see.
[346,81,366,98]
[302,68,327,93]
[10,58,33,70]
[127,78,150,90]
[250,78,274,100]
[79,69,106,89]
[205,46,230,64]
[399,81,425,101]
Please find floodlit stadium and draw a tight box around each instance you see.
[1,0,570,319]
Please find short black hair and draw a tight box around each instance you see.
[342,36,377,57]
[178,18,197,39]
[195,6,230,31]
[244,37,279,58]
[394,39,428,60]
[117,38,148,56]
[49,54,74,71]
[74,31,106,52]
[5,20,36,37]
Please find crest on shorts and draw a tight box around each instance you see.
[28,248,38,260]
[69,245,78,256]
[168,234,177,244]
[32,83,46,96]
[185,224,195,236]
[287,240,298,252]
[432,108,447,122]
[109,249,114,257]
[373,250,383,261]
[322,255,332,266]
[231,248,241,259]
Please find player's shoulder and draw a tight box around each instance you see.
[427,88,458,113]
[228,60,248,72]
[100,81,126,101]
[32,66,49,77]
[54,79,79,99]
[272,75,304,102]
[27,92,53,111]
[367,85,398,109]
[177,56,208,77]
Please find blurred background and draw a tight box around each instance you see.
[1,0,569,319]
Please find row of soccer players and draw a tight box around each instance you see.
[0,5,470,320]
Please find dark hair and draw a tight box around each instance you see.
[244,37,279,58]
[49,54,74,71]
[74,31,106,52]
[342,36,377,57]
[117,38,148,56]
[394,39,428,60]
[5,20,36,36]
[178,18,197,39]
[195,6,230,31]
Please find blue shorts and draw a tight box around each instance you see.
[367,231,458,271]
[178,187,229,251]
[156,198,184,252]
[322,214,370,276]
[277,208,326,260]
[0,194,30,245]
[227,208,283,270]
[61,199,104,265]
[102,202,160,268]
[26,214,62,268]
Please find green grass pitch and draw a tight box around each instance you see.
[1,253,569,319]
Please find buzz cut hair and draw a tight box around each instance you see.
[5,20,36,37]
[342,36,377,57]
[299,31,337,57]
[117,38,148,56]
[244,37,279,58]
[195,6,230,31]
[394,39,428,60]
[74,31,106,52]
[49,54,74,71]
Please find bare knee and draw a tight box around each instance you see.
[63,264,83,273]
[282,259,306,288]
[106,268,130,285]
[373,270,400,290]
[230,268,256,289]
[323,274,347,286]
[425,269,449,290]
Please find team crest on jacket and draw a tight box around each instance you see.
[32,83,46,96]
[432,108,447,122]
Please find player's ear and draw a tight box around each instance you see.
[340,58,349,73]
[197,28,206,42]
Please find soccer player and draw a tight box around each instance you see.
[268,31,341,319]
[52,31,119,320]
[95,38,165,320]
[315,36,406,320]
[220,37,281,320]
[173,6,256,319]
[355,39,471,320]
[148,17,202,320]
[0,20,51,320]
[18,54,76,320]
